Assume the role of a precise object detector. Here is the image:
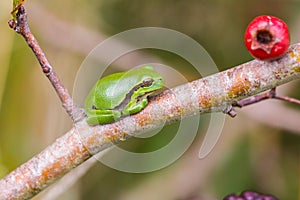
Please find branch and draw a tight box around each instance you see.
[1,43,299,199]
[8,6,85,122]
[2,6,300,200]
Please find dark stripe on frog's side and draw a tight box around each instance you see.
[92,78,154,111]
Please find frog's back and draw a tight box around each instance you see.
[93,66,157,110]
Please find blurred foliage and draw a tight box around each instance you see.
[210,136,254,198]
[95,0,292,69]
[0,0,300,200]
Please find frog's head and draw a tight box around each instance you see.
[136,66,165,93]
[142,75,164,90]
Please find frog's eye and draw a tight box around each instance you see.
[142,78,154,87]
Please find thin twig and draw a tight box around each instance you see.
[8,6,85,122]
[275,94,300,104]
[223,105,237,117]
[234,87,300,108]
[234,88,276,107]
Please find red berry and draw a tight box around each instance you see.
[244,15,290,61]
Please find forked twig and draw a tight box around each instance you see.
[225,87,300,117]
[234,87,300,108]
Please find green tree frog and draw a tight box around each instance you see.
[84,66,165,125]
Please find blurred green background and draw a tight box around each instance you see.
[0,0,300,199]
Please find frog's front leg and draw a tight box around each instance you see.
[86,109,121,125]
[122,98,149,116]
